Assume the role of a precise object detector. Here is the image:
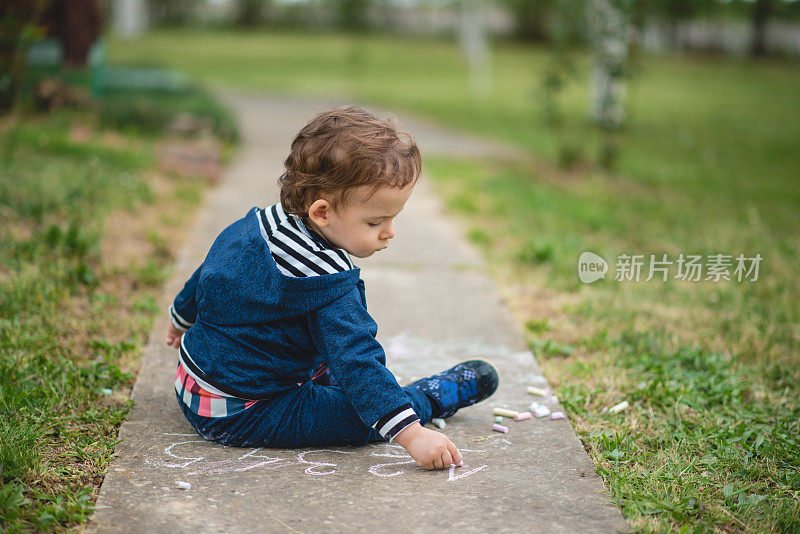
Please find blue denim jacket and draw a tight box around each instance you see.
[172,208,413,427]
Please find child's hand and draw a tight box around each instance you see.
[393,422,463,470]
[165,324,185,348]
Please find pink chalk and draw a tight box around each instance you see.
[492,423,509,433]
[550,411,565,420]
[514,411,532,421]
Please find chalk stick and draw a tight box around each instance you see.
[494,416,503,424]
[431,418,446,429]
[492,423,509,433]
[534,405,551,418]
[550,411,565,420]
[609,401,629,414]
[514,411,532,421]
[526,386,549,397]
[493,407,519,418]
[176,481,191,490]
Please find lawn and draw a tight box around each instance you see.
[0,83,233,531]
[105,29,800,532]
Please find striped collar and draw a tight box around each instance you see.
[257,203,354,278]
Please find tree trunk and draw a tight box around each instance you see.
[509,0,552,41]
[0,2,47,112]
[236,0,266,27]
[45,0,102,68]
[751,0,773,56]
[588,0,629,130]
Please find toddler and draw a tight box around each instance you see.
[165,106,498,470]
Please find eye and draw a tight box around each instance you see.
[368,222,381,228]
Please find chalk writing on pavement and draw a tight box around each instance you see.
[146,434,489,481]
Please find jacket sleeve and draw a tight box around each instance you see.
[169,263,203,332]
[307,289,419,442]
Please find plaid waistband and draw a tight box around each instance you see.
[175,356,330,418]
[174,360,258,418]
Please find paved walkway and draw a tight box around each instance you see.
[88,93,627,533]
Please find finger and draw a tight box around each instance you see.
[448,440,463,466]
[433,456,444,469]
[440,449,452,468]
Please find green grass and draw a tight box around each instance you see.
[103,28,800,532]
[427,155,799,532]
[0,82,227,530]
[100,86,238,142]
[107,29,800,191]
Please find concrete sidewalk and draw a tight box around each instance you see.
[88,93,627,533]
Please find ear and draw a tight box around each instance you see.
[307,199,332,227]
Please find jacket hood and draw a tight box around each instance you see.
[196,208,361,326]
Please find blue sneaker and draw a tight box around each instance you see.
[409,360,499,419]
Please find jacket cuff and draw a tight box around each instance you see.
[372,404,419,442]
[169,304,194,332]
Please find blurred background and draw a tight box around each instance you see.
[1,1,799,532]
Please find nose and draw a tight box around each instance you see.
[381,222,395,240]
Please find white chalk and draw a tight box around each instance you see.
[513,411,532,421]
[101,388,112,395]
[550,411,565,420]
[176,481,191,490]
[526,386,549,397]
[534,405,551,418]
[493,407,519,418]
[492,423,509,433]
[431,418,446,429]
[609,401,629,414]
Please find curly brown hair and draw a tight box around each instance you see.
[279,106,422,217]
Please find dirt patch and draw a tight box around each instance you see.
[100,172,176,271]
[69,122,94,143]
[56,170,204,375]
[0,114,20,135]
[156,137,223,183]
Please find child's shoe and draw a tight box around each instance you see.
[409,360,498,418]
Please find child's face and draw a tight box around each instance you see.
[307,184,414,258]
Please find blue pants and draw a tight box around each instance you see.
[177,380,434,448]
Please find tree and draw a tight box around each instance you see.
[502,0,555,41]
[147,0,197,26]
[327,0,371,31]
[460,0,492,98]
[751,0,774,56]
[587,0,631,130]
[0,1,49,111]
[236,0,271,27]
[42,0,102,68]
